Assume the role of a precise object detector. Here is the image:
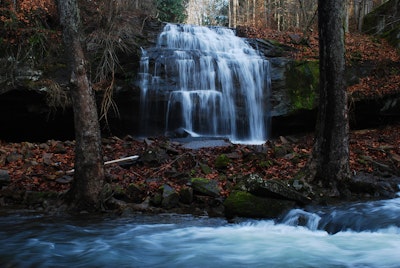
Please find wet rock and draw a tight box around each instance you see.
[161,184,179,209]
[179,139,231,150]
[349,172,400,198]
[179,186,193,204]
[0,170,10,186]
[23,191,58,208]
[124,183,146,203]
[237,173,311,205]
[0,185,24,202]
[190,177,220,197]
[150,192,163,207]
[166,127,191,138]
[224,190,295,219]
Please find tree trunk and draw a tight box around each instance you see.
[232,0,238,28]
[58,0,105,211]
[308,0,351,195]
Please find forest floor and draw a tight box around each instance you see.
[1,30,400,207]
[1,123,400,198]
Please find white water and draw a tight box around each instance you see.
[1,195,400,267]
[138,24,270,144]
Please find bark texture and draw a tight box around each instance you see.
[309,0,351,194]
[58,0,105,211]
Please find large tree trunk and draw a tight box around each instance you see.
[58,0,105,211]
[309,0,351,195]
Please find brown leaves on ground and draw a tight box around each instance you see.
[1,123,399,196]
[238,26,400,100]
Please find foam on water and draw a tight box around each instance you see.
[1,198,400,268]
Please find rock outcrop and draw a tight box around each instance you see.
[223,174,311,219]
[362,0,400,48]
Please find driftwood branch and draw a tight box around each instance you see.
[66,155,139,175]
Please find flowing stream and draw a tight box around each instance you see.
[1,194,400,267]
[138,24,270,144]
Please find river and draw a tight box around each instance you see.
[1,194,399,267]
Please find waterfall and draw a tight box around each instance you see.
[138,23,271,144]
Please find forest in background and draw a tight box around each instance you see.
[2,0,398,105]
[0,0,390,43]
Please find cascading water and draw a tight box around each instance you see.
[138,23,271,144]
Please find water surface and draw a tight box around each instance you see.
[1,196,399,267]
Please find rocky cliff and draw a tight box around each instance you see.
[0,18,399,141]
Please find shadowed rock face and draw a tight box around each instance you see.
[224,190,296,219]
[0,19,399,142]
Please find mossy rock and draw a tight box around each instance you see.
[235,173,311,205]
[224,191,295,219]
[215,154,230,169]
[285,60,319,111]
[191,177,220,197]
[200,163,212,174]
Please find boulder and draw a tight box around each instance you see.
[179,186,193,204]
[113,183,146,203]
[348,172,400,198]
[161,184,179,209]
[224,190,295,219]
[215,154,231,169]
[190,177,221,197]
[236,174,311,205]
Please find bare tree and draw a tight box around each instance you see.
[229,0,239,27]
[308,0,351,196]
[58,0,105,211]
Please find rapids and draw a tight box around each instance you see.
[1,193,399,267]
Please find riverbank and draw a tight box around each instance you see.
[1,123,400,217]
